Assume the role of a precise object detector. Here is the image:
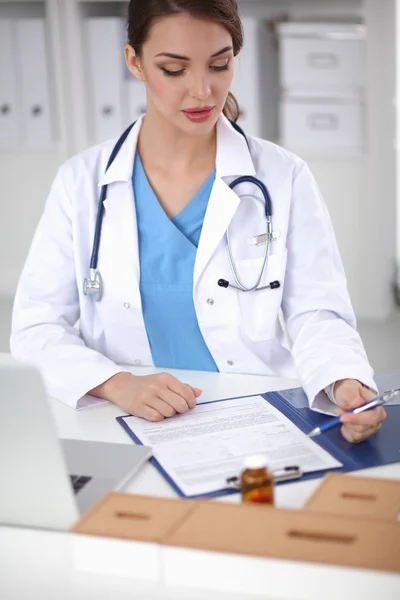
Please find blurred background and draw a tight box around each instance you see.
[0,0,399,372]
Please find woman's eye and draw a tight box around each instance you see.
[161,67,186,77]
[210,60,230,72]
[160,59,231,77]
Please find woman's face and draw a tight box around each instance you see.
[125,13,235,135]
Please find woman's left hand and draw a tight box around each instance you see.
[334,379,386,443]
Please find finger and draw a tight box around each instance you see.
[141,405,165,422]
[341,425,382,444]
[159,387,193,414]
[156,373,196,410]
[343,424,372,438]
[167,378,197,410]
[370,422,383,435]
[341,426,366,443]
[337,392,366,411]
[182,384,202,404]
[341,405,386,427]
[149,389,190,416]
[147,396,178,418]
[341,422,382,444]
[336,381,376,411]
[345,421,384,436]
[190,387,203,398]
[348,421,384,435]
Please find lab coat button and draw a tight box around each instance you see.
[123,302,130,309]
[207,298,214,305]
[227,360,234,366]
[134,359,141,365]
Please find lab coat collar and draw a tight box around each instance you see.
[216,114,256,178]
[97,113,256,187]
[97,116,144,187]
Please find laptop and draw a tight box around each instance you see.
[0,356,152,531]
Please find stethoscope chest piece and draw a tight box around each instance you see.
[83,269,103,301]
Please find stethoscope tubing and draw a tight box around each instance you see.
[224,175,273,292]
[84,122,276,299]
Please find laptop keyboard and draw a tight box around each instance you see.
[70,475,92,494]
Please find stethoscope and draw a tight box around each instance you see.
[83,121,280,301]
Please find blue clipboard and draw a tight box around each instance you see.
[116,371,400,499]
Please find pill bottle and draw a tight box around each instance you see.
[240,454,274,504]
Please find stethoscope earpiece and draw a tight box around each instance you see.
[217,279,280,292]
[218,279,230,288]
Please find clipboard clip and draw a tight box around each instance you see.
[226,465,302,490]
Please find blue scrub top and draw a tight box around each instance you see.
[133,154,218,372]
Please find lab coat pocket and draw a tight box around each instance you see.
[237,250,287,341]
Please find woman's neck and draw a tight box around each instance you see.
[137,107,216,174]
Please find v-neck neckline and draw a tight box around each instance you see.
[136,153,215,223]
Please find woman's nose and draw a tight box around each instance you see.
[188,72,211,101]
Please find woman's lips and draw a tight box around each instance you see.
[183,106,214,122]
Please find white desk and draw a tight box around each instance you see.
[1,367,400,600]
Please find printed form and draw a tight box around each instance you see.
[124,395,342,496]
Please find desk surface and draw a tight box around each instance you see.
[2,366,400,600]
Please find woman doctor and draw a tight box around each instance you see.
[11,0,385,443]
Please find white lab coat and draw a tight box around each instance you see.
[11,115,375,410]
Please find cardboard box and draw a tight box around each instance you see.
[164,501,400,572]
[72,492,196,541]
[163,501,400,598]
[71,492,400,597]
[72,492,196,582]
[305,474,400,521]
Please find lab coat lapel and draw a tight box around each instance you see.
[194,177,240,287]
[194,115,256,287]
[97,119,143,307]
[102,183,141,306]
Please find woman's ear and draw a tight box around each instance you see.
[124,44,145,82]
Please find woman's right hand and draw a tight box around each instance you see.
[90,372,202,421]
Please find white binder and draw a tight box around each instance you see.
[15,18,52,145]
[0,19,19,144]
[85,17,125,143]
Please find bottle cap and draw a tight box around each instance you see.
[243,454,269,470]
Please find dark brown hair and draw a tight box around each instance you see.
[127,0,243,122]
